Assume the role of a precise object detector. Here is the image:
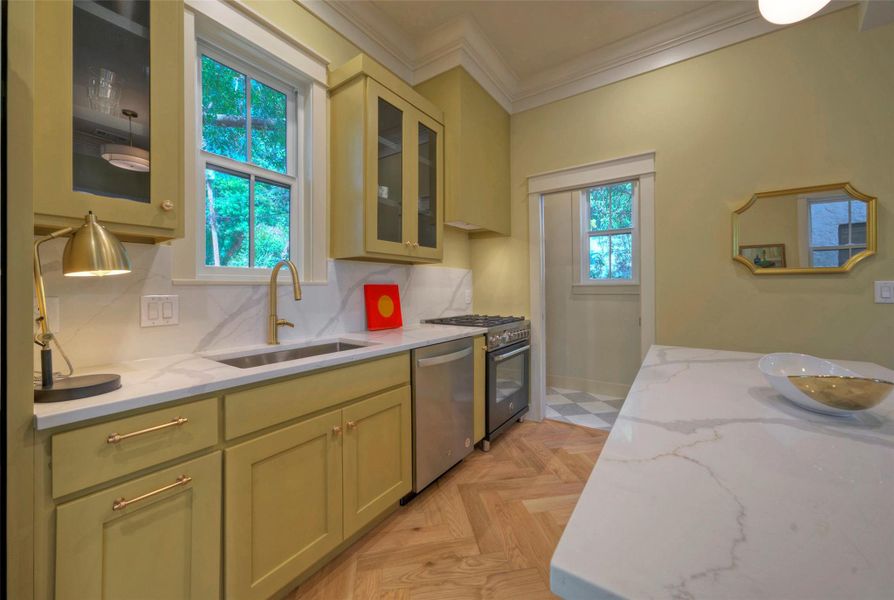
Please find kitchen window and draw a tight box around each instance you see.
[199,50,296,269]
[806,197,867,267]
[573,180,639,288]
[173,3,328,284]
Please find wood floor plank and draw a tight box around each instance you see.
[285,420,609,599]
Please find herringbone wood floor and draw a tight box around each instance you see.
[286,419,609,600]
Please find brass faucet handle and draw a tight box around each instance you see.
[276,319,295,328]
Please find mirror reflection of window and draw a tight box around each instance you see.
[807,198,867,267]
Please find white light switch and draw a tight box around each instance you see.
[141,295,179,327]
[874,281,894,304]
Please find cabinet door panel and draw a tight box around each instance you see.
[34,0,183,240]
[55,452,221,600]
[365,79,413,257]
[409,108,444,260]
[343,386,412,537]
[225,410,343,600]
[474,335,486,443]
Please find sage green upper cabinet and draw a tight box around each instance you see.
[416,67,510,235]
[330,54,445,263]
[33,0,184,242]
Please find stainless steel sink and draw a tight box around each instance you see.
[214,341,369,369]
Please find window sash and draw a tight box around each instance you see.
[806,198,865,267]
[197,42,301,276]
[581,181,638,284]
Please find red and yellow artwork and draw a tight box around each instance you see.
[364,284,403,330]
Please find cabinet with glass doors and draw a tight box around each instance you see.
[330,55,444,263]
[32,0,184,242]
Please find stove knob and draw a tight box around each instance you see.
[501,332,510,344]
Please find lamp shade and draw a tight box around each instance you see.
[758,0,830,24]
[62,212,131,276]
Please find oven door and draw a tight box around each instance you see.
[486,341,530,434]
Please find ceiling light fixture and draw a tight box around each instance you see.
[101,109,150,172]
[758,0,831,25]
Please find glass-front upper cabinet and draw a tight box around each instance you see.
[329,55,443,263]
[33,0,184,242]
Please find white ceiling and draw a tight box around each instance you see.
[370,0,718,80]
[301,0,866,112]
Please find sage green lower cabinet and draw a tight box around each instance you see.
[343,385,412,537]
[54,452,222,600]
[225,410,344,600]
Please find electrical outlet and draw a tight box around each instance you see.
[874,281,894,304]
[141,295,179,327]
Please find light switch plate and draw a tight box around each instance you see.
[874,281,894,304]
[464,290,472,305]
[141,295,179,327]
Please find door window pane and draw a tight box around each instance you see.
[418,123,437,249]
[254,180,290,268]
[610,182,634,229]
[72,0,150,202]
[201,56,247,162]
[377,98,403,244]
[250,80,287,173]
[610,233,633,279]
[589,235,610,279]
[205,168,249,267]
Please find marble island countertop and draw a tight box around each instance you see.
[33,324,486,430]
[551,345,894,600]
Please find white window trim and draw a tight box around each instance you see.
[174,2,329,285]
[571,180,640,290]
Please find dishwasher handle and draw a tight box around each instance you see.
[416,346,473,368]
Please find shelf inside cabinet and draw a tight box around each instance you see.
[74,0,148,39]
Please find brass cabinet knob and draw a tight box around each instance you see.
[404,240,412,247]
[412,241,419,248]
[160,200,175,211]
[346,420,357,429]
[332,425,343,435]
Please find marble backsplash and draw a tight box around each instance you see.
[35,239,472,369]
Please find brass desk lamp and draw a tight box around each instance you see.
[34,212,131,402]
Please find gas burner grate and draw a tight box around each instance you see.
[426,314,526,328]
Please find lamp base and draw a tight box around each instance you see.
[34,374,121,403]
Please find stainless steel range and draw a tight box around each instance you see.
[424,315,530,450]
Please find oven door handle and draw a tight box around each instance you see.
[494,345,530,363]
[416,347,473,368]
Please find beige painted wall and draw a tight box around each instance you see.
[544,192,641,393]
[472,7,894,367]
[245,0,471,269]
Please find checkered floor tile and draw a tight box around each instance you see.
[544,387,625,430]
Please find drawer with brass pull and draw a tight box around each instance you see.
[52,397,218,498]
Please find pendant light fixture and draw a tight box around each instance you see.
[101,108,150,172]
[758,0,831,25]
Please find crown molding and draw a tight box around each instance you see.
[299,0,855,114]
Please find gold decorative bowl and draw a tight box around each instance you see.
[788,375,894,412]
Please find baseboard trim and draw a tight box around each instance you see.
[546,374,631,399]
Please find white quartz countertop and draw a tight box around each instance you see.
[33,324,486,430]
[551,345,894,600]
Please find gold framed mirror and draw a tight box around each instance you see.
[732,183,877,275]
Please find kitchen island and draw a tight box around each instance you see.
[551,345,894,599]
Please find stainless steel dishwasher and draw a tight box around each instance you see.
[410,337,475,493]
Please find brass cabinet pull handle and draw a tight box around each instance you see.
[107,417,188,444]
[404,240,412,247]
[332,425,343,435]
[412,242,419,248]
[160,200,175,211]
[346,420,357,429]
[112,475,192,511]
